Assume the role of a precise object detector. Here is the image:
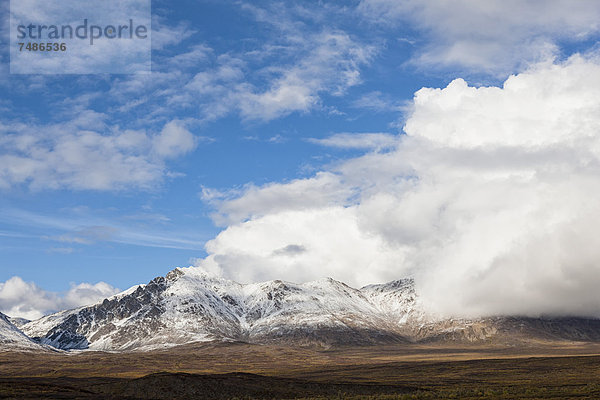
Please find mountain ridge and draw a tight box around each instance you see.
[18,267,600,352]
[22,267,420,351]
[0,311,46,351]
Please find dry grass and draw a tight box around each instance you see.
[1,341,600,398]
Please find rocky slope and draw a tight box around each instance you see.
[0,312,45,351]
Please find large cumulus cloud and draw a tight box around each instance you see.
[196,54,600,318]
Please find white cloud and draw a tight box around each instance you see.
[173,30,375,122]
[50,226,118,244]
[201,172,356,226]
[358,0,600,75]
[236,31,376,120]
[197,54,600,318]
[0,207,206,251]
[0,277,119,320]
[194,207,404,286]
[62,282,118,310]
[60,5,376,124]
[151,18,195,50]
[351,91,402,112]
[309,132,398,151]
[47,247,75,254]
[152,120,197,158]
[0,119,198,191]
[168,44,212,68]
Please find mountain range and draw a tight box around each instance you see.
[2,267,600,352]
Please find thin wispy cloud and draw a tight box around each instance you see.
[0,208,207,251]
[309,133,398,151]
[358,0,600,76]
[351,91,402,113]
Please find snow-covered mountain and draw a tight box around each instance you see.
[22,268,420,351]
[0,312,45,351]
[7,316,31,329]
[21,267,600,352]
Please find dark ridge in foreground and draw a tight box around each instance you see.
[0,372,413,399]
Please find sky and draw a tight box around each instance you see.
[2,0,600,320]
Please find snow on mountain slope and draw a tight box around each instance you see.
[0,312,45,351]
[23,267,415,351]
[7,316,31,329]
[240,278,401,345]
[361,279,424,325]
[23,283,145,350]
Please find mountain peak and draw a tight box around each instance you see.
[165,267,185,282]
[0,312,45,351]
[361,278,415,292]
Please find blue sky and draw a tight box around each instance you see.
[2,0,600,319]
